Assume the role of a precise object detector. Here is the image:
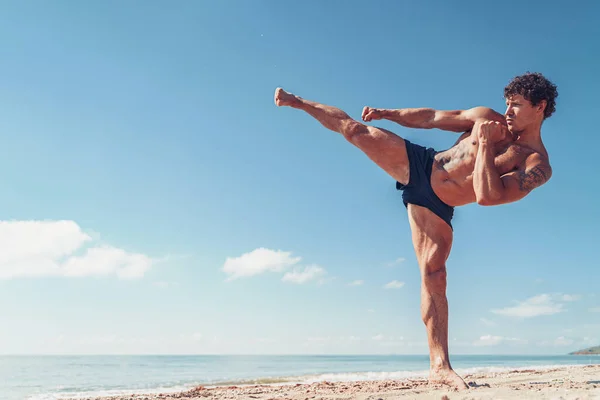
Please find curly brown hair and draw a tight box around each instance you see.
[504,72,558,119]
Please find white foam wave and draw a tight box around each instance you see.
[289,363,595,385]
[298,369,429,384]
[456,363,590,376]
[28,363,596,399]
[27,384,196,400]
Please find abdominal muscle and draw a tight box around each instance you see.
[429,130,504,207]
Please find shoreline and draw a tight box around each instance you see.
[68,364,600,400]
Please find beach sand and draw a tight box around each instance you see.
[73,364,600,400]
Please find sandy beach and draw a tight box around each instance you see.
[71,364,600,400]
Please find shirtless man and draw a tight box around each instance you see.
[273,72,557,390]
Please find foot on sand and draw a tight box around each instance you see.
[429,368,469,390]
[274,87,300,107]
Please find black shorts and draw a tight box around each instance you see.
[396,140,455,229]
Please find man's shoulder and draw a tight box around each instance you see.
[528,151,552,176]
[517,151,552,192]
[516,145,551,168]
[465,106,505,122]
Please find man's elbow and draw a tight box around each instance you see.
[476,192,503,206]
[476,196,499,206]
[477,191,527,206]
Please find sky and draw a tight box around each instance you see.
[0,1,599,356]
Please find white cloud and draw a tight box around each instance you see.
[384,280,405,289]
[386,257,406,267]
[0,220,154,280]
[473,335,503,346]
[405,341,428,349]
[538,336,576,347]
[222,248,329,285]
[538,336,597,348]
[153,281,177,288]
[473,335,527,347]
[348,280,364,286]
[491,294,563,318]
[191,333,203,341]
[309,336,361,345]
[306,336,330,343]
[554,336,574,346]
[561,294,581,302]
[367,309,375,313]
[580,336,598,346]
[380,340,404,347]
[480,318,496,327]
[253,337,276,344]
[282,265,325,284]
[78,334,119,345]
[222,248,301,280]
[589,307,600,313]
[62,246,152,279]
[369,334,404,346]
[316,276,335,285]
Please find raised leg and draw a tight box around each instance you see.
[274,88,410,185]
[407,203,468,390]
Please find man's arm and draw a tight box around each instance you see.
[474,137,552,206]
[362,106,503,133]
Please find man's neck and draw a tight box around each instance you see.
[513,122,548,157]
[515,122,542,144]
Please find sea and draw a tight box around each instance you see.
[1,354,599,400]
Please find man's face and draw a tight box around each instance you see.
[504,94,545,133]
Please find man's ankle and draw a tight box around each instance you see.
[430,355,450,371]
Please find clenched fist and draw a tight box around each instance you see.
[478,120,508,143]
[361,106,384,122]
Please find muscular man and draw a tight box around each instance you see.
[274,72,557,390]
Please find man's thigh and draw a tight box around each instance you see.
[407,204,453,271]
[350,124,410,185]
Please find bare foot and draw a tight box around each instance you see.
[274,87,299,107]
[429,368,469,391]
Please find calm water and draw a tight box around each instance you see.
[1,354,598,400]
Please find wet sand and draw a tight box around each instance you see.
[71,364,600,400]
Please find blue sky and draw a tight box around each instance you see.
[0,1,598,355]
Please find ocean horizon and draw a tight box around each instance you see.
[2,354,599,400]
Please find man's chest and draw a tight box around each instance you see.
[493,143,532,174]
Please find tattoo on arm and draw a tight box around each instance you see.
[517,166,548,192]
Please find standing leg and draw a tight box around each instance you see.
[274,88,410,185]
[407,203,468,390]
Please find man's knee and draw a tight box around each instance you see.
[422,263,447,292]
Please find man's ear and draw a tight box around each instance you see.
[537,99,547,115]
